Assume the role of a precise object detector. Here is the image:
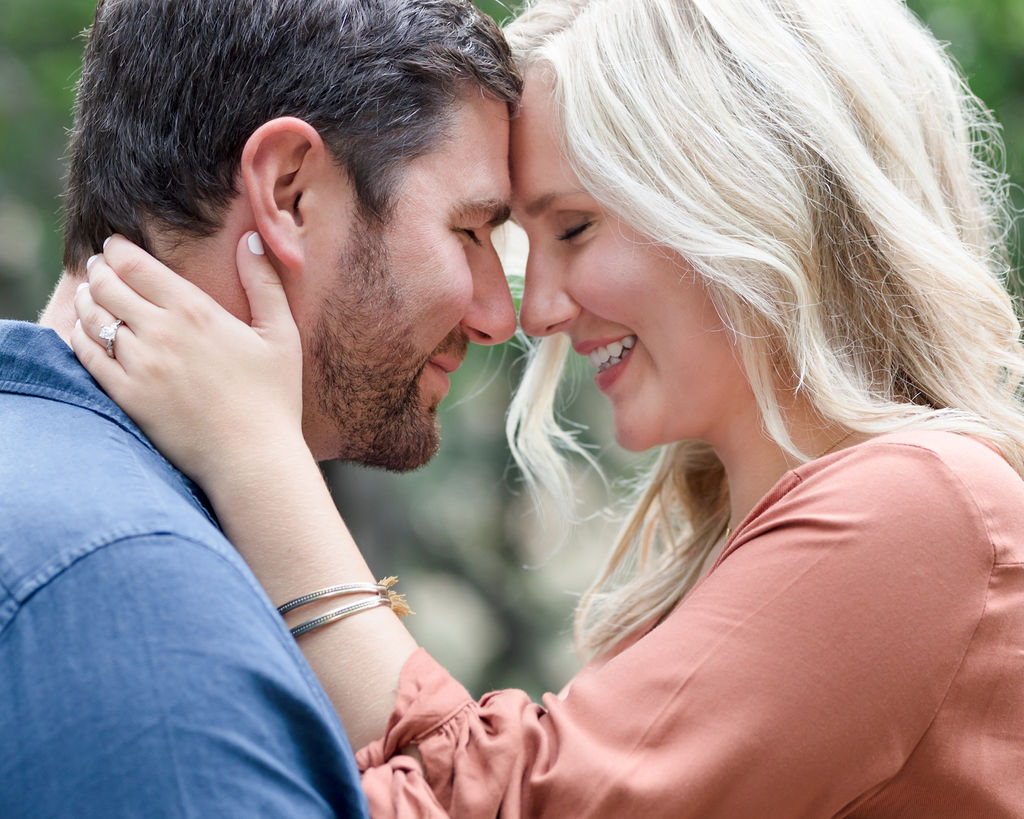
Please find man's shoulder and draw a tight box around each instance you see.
[4,387,220,542]
[0,349,238,635]
[0,524,368,818]
[0,332,369,816]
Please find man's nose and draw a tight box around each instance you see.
[461,247,516,345]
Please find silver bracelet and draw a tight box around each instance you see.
[276,582,386,615]
[289,592,392,637]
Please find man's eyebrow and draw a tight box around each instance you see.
[451,198,512,227]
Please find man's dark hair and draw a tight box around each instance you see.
[62,0,522,271]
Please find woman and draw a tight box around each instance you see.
[72,0,1024,814]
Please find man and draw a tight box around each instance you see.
[0,0,521,814]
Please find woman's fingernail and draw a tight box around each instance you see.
[86,255,100,271]
[76,281,90,294]
[74,319,81,331]
[247,232,265,256]
[102,236,113,250]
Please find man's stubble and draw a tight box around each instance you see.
[309,220,466,471]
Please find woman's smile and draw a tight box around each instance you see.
[512,73,752,453]
[585,335,636,372]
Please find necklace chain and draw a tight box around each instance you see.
[816,430,855,459]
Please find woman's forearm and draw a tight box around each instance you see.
[204,433,419,750]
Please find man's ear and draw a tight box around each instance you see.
[240,117,329,274]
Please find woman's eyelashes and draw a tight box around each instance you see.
[557,220,593,242]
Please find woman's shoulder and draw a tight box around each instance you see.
[809,429,1020,493]
[851,428,1007,461]
[790,429,1024,564]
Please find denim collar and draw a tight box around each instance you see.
[0,320,216,521]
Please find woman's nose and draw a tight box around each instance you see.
[518,253,578,337]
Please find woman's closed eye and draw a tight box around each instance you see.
[557,221,593,242]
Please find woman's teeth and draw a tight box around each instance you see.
[588,335,636,372]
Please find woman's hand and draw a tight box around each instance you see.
[70,233,305,487]
[73,235,419,747]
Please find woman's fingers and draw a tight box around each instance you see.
[74,271,121,351]
[100,234,211,310]
[83,249,166,334]
[67,230,306,486]
[76,250,164,374]
[236,232,301,347]
[233,231,304,409]
[72,257,137,376]
[69,308,134,405]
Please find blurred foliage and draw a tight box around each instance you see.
[474,0,522,24]
[0,0,95,315]
[2,0,1023,699]
[909,0,1024,284]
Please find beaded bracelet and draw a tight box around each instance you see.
[277,576,412,638]
[277,581,387,615]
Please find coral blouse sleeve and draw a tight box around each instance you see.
[356,438,1000,817]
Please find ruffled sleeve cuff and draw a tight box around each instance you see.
[356,648,478,814]
[357,647,475,763]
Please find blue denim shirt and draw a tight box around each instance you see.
[0,321,368,818]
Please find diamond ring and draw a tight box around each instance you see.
[98,319,123,359]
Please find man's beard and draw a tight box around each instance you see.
[309,220,465,471]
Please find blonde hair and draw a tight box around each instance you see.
[504,0,1024,659]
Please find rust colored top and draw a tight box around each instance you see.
[357,431,1024,817]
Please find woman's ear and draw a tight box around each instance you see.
[240,117,326,274]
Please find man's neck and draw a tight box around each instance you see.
[38,272,85,346]
[39,225,254,348]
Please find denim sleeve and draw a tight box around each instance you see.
[0,534,368,819]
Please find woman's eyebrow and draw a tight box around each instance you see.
[520,191,581,219]
[522,192,559,219]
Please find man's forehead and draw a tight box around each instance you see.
[393,94,512,220]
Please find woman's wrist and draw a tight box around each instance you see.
[202,430,378,589]
[197,425,311,503]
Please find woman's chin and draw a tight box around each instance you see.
[612,423,660,454]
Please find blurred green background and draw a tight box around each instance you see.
[2,0,1022,698]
